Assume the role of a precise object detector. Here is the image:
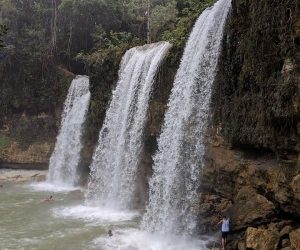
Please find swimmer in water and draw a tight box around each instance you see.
[108,229,113,237]
[44,195,54,202]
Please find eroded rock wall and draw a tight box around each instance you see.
[212,0,299,155]
[202,0,300,249]
[0,68,74,169]
[200,131,299,249]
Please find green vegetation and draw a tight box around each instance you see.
[0,135,10,149]
[160,0,216,64]
[77,0,217,68]
[212,0,299,152]
[0,0,216,140]
[0,0,216,76]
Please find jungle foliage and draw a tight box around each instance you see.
[0,0,215,126]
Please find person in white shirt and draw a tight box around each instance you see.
[217,215,230,250]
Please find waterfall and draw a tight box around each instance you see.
[48,75,90,186]
[86,42,171,209]
[142,0,231,235]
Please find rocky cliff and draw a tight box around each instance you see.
[0,67,74,169]
[201,0,300,249]
[0,1,299,248]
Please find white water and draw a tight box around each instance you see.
[86,42,171,209]
[92,229,210,250]
[48,75,90,187]
[0,180,212,250]
[142,0,231,235]
[53,205,139,224]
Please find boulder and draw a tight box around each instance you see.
[237,241,246,250]
[0,170,47,183]
[291,175,300,214]
[33,174,46,182]
[280,225,293,237]
[264,167,292,207]
[291,175,300,201]
[0,141,53,165]
[245,227,280,250]
[268,222,280,234]
[201,144,240,198]
[281,238,291,248]
[281,58,295,75]
[230,187,275,230]
[289,228,300,250]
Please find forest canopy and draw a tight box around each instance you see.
[0,0,215,67]
[0,0,215,119]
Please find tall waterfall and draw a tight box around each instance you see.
[48,75,90,186]
[86,42,171,209]
[142,0,231,235]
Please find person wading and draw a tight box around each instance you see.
[217,215,230,250]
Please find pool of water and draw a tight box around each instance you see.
[0,181,210,250]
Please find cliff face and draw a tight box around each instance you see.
[212,0,299,155]
[0,114,56,169]
[200,131,300,249]
[0,68,74,169]
[201,0,300,248]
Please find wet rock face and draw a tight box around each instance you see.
[0,141,53,168]
[230,187,275,230]
[0,67,74,170]
[291,174,300,211]
[199,130,300,248]
[0,169,47,183]
[212,0,299,153]
[134,62,176,207]
[290,228,300,250]
[202,0,300,248]
[246,227,280,250]
[0,114,57,169]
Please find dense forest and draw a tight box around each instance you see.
[0,0,218,155]
[0,0,214,118]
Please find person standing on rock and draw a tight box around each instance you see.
[217,215,230,250]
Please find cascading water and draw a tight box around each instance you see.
[86,42,171,209]
[48,75,90,187]
[142,0,231,235]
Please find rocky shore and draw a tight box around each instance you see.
[0,169,47,183]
